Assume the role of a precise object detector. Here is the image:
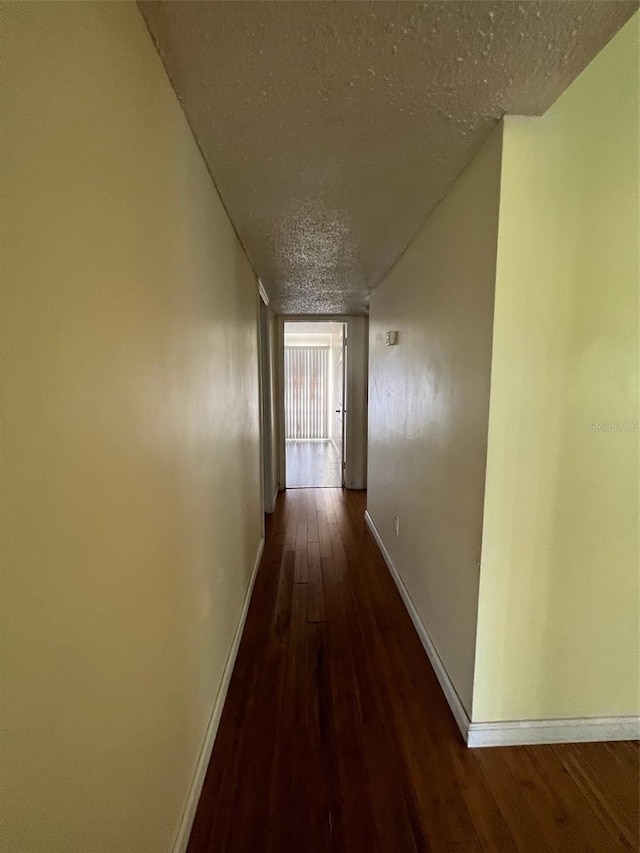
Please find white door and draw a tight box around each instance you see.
[340,324,347,487]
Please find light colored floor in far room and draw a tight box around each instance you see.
[286,440,341,488]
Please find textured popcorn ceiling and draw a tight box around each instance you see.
[140,1,636,314]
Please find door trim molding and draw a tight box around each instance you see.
[258,278,269,306]
[172,535,265,853]
[277,315,361,490]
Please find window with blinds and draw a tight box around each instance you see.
[284,346,330,440]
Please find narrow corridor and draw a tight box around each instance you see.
[187,489,637,853]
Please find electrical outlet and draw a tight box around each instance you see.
[393,514,400,536]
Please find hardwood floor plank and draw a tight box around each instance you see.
[501,745,591,851]
[361,724,424,853]
[307,491,320,543]
[562,742,639,836]
[527,743,632,853]
[187,488,639,853]
[283,492,298,550]
[294,493,309,582]
[186,731,241,852]
[281,580,309,728]
[307,540,325,623]
[273,549,295,637]
[217,721,278,853]
[473,749,554,852]
[604,740,640,789]
[332,721,381,853]
[446,741,518,853]
[553,743,637,850]
[317,505,333,560]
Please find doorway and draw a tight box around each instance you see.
[284,321,345,488]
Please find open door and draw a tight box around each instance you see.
[339,323,347,487]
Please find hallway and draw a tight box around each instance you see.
[187,489,638,853]
[286,441,341,488]
[4,6,639,851]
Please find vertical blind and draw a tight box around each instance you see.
[285,347,329,439]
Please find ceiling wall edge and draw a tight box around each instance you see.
[135,2,262,287]
[368,119,504,301]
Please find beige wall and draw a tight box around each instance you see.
[366,126,503,714]
[344,316,369,490]
[473,14,640,722]
[1,4,262,852]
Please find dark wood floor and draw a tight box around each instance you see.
[188,489,639,853]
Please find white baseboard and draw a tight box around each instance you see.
[172,536,265,853]
[467,716,640,747]
[363,510,471,743]
[363,510,640,750]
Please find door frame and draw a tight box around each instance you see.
[340,322,347,488]
[276,314,367,490]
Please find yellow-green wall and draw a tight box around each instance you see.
[473,14,639,722]
[1,3,262,851]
